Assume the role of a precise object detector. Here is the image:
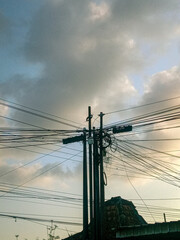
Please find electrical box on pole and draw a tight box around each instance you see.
[113,125,132,134]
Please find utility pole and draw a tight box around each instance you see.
[62,108,133,240]
[93,127,100,240]
[99,112,105,240]
[87,107,93,221]
[163,213,167,222]
[83,129,88,240]
[63,132,88,240]
[87,106,93,238]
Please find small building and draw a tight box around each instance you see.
[63,196,180,240]
[63,196,146,240]
[116,221,180,240]
[104,196,146,239]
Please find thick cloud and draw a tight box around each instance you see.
[127,66,180,152]
[108,65,180,182]
[2,0,180,127]
[111,0,180,38]
[0,159,82,187]
[22,0,140,120]
[143,66,180,103]
[0,0,180,186]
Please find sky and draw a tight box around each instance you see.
[0,0,180,239]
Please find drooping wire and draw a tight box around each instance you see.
[104,95,180,115]
[0,97,83,128]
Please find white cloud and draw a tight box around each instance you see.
[0,0,180,187]
[89,1,110,21]
[0,0,179,124]
[0,0,143,127]
[0,159,83,188]
[133,65,180,152]
[144,66,180,102]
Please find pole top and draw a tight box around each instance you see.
[99,112,105,117]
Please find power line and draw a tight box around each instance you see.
[120,151,156,222]
[0,211,82,219]
[0,150,82,198]
[0,146,82,179]
[121,140,180,159]
[0,213,82,226]
[104,95,180,115]
[0,196,82,210]
[0,97,82,128]
[104,103,180,129]
[130,197,180,201]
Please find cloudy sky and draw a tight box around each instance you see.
[0,0,180,239]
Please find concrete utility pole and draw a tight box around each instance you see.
[87,106,93,223]
[93,127,100,240]
[99,112,105,240]
[87,106,93,239]
[83,129,88,240]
